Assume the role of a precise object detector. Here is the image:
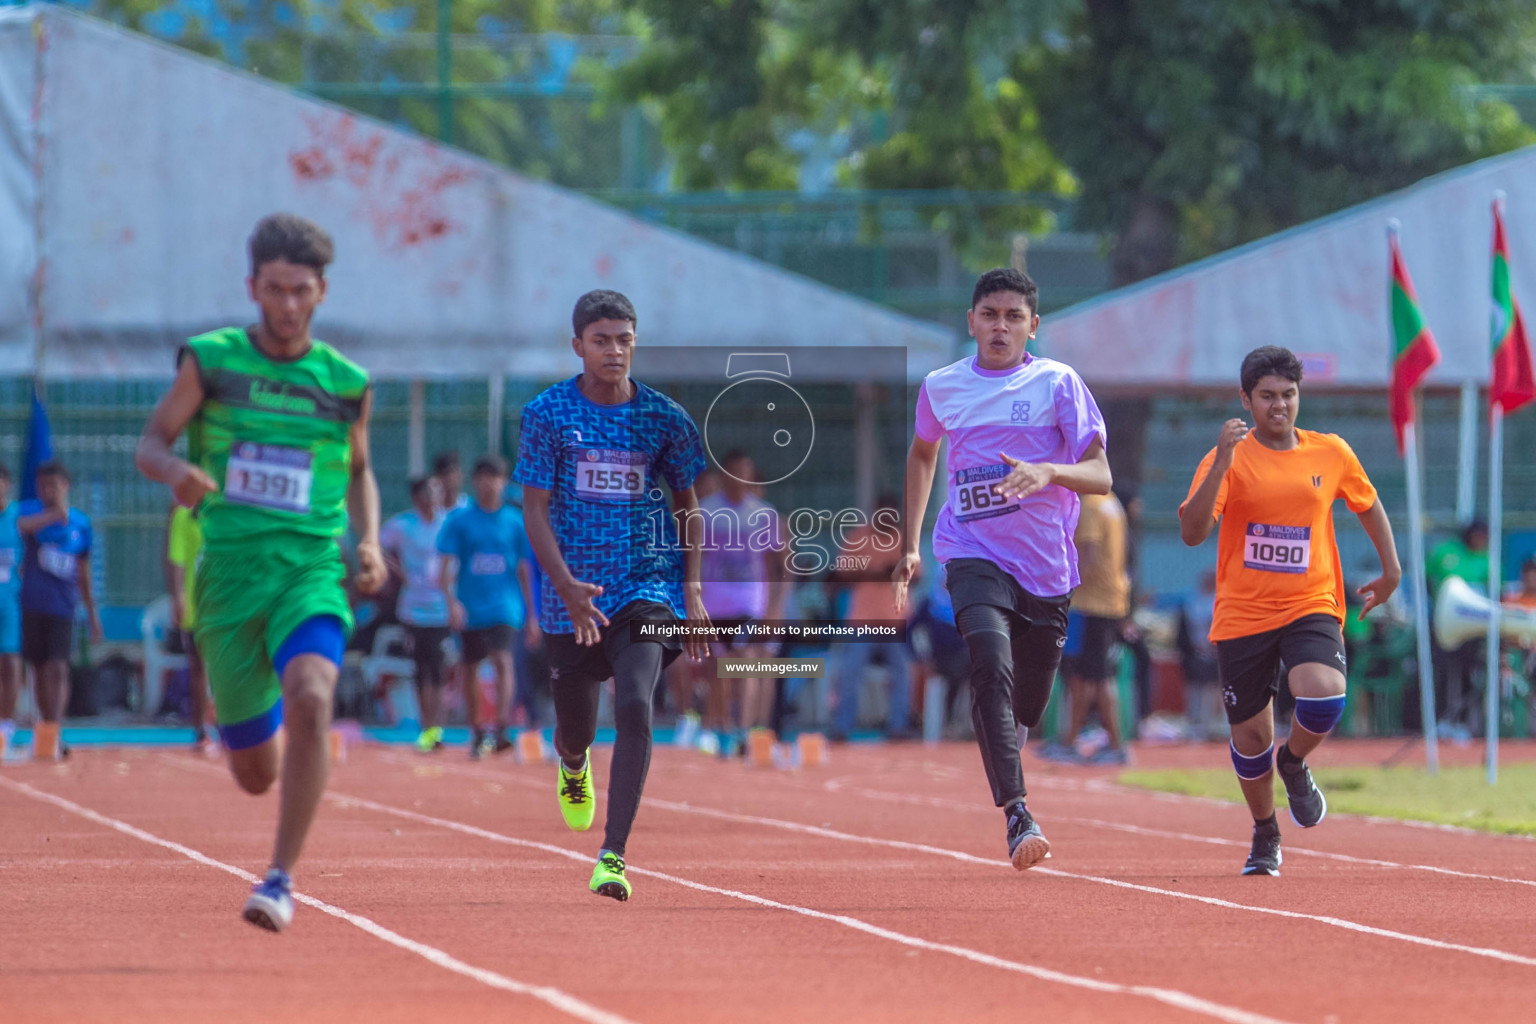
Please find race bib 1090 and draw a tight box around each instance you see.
[225,442,314,514]
[1243,523,1311,574]
[574,449,647,502]
[950,464,1020,524]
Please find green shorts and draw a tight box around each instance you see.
[193,538,353,727]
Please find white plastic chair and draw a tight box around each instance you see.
[140,595,188,716]
[361,624,417,723]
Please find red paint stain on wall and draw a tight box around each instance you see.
[593,255,613,278]
[289,114,474,250]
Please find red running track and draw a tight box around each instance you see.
[3,738,1535,1023]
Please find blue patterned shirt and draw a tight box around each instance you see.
[514,376,706,633]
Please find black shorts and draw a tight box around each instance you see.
[461,623,515,664]
[944,558,1070,666]
[545,600,684,688]
[1215,613,1347,724]
[1063,613,1118,681]
[707,616,752,656]
[407,625,452,680]
[22,610,73,666]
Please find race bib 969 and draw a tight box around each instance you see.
[950,464,1020,523]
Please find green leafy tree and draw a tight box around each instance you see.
[613,0,1077,255]
[1028,0,1536,286]
[83,0,643,188]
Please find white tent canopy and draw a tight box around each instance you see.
[0,5,953,381]
[1038,145,1536,388]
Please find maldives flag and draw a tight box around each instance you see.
[1388,234,1440,455]
[1491,200,1536,415]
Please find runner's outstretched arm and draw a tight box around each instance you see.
[1354,498,1402,619]
[346,390,384,595]
[893,434,942,614]
[522,486,607,647]
[994,437,1111,501]
[136,357,218,509]
[670,485,711,662]
[1180,419,1248,547]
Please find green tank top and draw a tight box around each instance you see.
[183,327,370,548]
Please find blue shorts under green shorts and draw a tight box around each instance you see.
[193,538,353,739]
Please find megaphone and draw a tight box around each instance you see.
[1434,575,1536,648]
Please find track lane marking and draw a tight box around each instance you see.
[364,753,1536,968]
[319,787,1298,1024]
[819,778,1536,889]
[0,775,639,1024]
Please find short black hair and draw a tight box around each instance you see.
[249,213,334,277]
[473,454,509,478]
[1522,555,1536,575]
[1239,346,1304,394]
[721,449,751,467]
[572,290,637,339]
[36,460,68,483]
[1463,519,1489,544]
[971,268,1039,315]
[0,463,10,482]
[408,475,434,500]
[432,451,461,476]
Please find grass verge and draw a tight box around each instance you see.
[1119,763,1536,837]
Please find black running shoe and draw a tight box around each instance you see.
[469,729,487,760]
[1242,824,1282,876]
[1005,804,1050,871]
[493,729,514,754]
[1279,755,1327,828]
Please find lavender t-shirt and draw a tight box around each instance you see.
[697,492,784,620]
[916,354,1106,598]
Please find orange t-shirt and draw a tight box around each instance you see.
[1179,430,1378,642]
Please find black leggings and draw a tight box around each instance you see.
[957,603,1064,808]
[550,635,671,858]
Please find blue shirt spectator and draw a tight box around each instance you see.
[18,499,92,619]
[438,501,534,630]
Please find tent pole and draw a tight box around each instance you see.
[488,375,505,457]
[855,381,876,516]
[408,379,425,477]
[1456,379,1478,524]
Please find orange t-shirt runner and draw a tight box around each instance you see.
[1180,429,1377,642]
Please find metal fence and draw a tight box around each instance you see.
[11,374,917,609]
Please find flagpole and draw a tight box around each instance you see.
[1401,418,1439,774]
[1485,406,1504,785]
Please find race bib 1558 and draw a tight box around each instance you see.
[1243,523,1311,574]
[225,442,313,514]
[950,464,1020,523]
[575,449,647,502]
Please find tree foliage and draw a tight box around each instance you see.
[86,0,644,188]
[1027,0,1536,282]
[618,0,1536,281]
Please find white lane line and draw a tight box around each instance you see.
[0,776,638,1024]
[380,756,1536,968]
[822,778,1536,889]
[625,795,1536,968]
[323,788,1297,1024]
[369,750,1536,892]
[988,771,1536,842]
